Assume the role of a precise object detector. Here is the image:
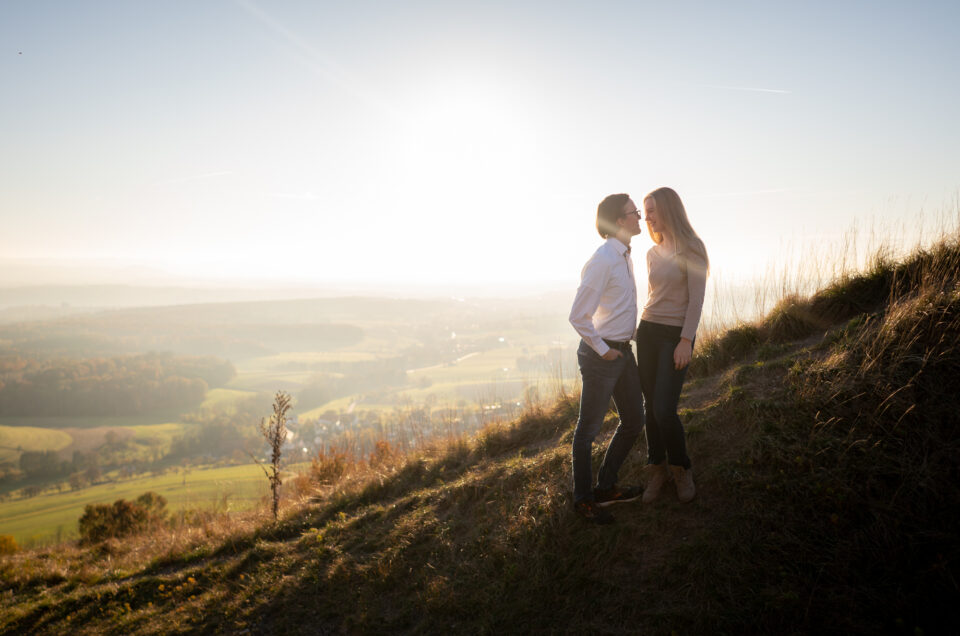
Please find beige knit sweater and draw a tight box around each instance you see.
[640,245,707,341]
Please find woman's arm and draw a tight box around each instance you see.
[676,253,707,369]
[680,254,707,342]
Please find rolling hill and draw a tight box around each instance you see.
[1,239,958,634]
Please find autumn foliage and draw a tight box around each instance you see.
[77,492,168,544]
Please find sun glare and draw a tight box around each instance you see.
[402,84,531,177]
[353,75,552,282]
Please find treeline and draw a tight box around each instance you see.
[8,448,107,494]
[172,394,271,462]
[0,352,234,416]
[1,394,271,496]
[0,317,365,359]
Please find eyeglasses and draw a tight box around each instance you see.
[622,209,641,219]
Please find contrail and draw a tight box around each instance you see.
[156,171,233,186]
[702,84,791,94]
[699,188,793,198]
[269,192,320,201]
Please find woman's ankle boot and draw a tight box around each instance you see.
[669,465,695,503]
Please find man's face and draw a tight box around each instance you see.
[617,197,642,236]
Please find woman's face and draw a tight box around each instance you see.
[643,197,662,236]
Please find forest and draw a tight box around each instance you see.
[0,353,235,416]
[0,312,366,360]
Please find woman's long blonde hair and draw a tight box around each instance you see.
[644,187,710,274]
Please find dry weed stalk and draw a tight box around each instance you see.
[258,391,292,522]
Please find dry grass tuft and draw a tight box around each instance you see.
[691,230,960,378]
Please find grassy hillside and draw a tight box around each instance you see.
[1,239,958,634]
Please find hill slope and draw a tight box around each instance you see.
[2,242,959,634]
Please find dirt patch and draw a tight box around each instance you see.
[679,371,728,411]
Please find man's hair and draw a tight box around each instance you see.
[596,193,630,238]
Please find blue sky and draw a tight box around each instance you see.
[2,0,958,289]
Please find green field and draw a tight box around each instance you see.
[0,389,263,467]
[0,463,280,547]
[197,388,259,410]
[0,426,73,465]
[241,351,379,368]
[0,407,188,431]
[121,422,184,450]
[227,370,314,393]
[0,420,187,469]
[297,343,574,418]
[410,346,546,381]
[227,347,386,393]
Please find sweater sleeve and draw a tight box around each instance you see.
[681,254,707,341]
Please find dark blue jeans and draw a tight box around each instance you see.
[636,320,692,469]
[572,339,645,503]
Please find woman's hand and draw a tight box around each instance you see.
[602,349,623,361]
[673,338,693,370]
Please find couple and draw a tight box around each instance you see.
[569,187,708,524]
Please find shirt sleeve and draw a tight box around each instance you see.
[569,256,611,356]
[681,254,707,341]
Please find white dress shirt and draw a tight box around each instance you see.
[569,237,638,356]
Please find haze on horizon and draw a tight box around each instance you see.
[2,1,959,293]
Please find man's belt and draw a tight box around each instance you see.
[602,339,631,351]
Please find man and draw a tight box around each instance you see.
[568,193,645,524]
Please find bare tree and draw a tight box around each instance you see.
[258,391,292,521]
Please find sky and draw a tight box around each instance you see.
[2,0,959,293]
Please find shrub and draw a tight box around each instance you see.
[368,440,396,467]
[78,492,167,544]
[79,500,148,543]
[311,448,352,484]
[0,535,17,555]
[135,491,168,519]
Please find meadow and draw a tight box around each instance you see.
[0,426,72,466]
[0,388,259,477]
[0,463,272,547]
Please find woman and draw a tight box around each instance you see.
[636,187,708,503]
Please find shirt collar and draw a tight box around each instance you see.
[605,236,631,257]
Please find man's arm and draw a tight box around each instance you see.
[570,255,617,357]
[570,283,611,356]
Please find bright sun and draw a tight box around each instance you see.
[384,77,544,242]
